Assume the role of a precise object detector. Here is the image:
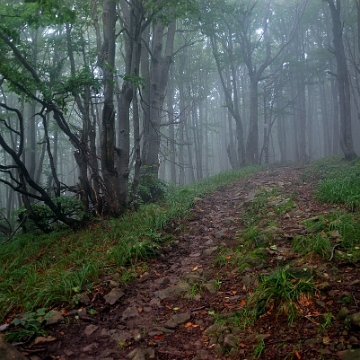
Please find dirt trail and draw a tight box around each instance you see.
[19,166,360,359]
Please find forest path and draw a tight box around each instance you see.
[21,165,360,360]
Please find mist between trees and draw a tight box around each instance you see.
[0,0,359,234]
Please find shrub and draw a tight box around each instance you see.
[14,196,86,232]
[137,174,168,203]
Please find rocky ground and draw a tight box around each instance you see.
[3,165,360,359]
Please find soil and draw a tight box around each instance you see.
[13,165,360,359]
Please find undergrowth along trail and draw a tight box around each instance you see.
[2,157,360,359]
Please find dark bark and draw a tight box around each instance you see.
[325,0,357,160]
[141,20,176,176]
[100,0,119,213]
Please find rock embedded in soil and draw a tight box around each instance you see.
[122,306,140,320]
[205,323,228,335]
[154,276,171,287]
[194,349,210,360]
[164,312,191,329]
[73,292,91,306]
[318,282,332,292]
[349,279,360,286]
[127,348,145,360]
[203,246,219,255]
[84,324,99,336]
[108,280,120,288]
[45,310,64,325]
[154,281,190,299]
[103,288,124,305]
[215,230,227,239]
[223,334,238,349]
[338,307,350,320]
[0,336,29,360]
[149,326,175,334]
[78,308,87,318]
[82,342,98,352]
[347,312,360,327]
[109,329,132,343]
[203,281,217,293]
[337,348,360,359]
[242,274,256,288]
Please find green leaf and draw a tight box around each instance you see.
[36,308,46,316]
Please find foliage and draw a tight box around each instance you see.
[0,166,260,320]
[316,174,360,211]
[63,66,102,95]
[328,212,360,248]
[292,233,332,259]
[301,156,353,181]
[4,308,54,343]
[253,338,266,358]
[14,196,86,232]
[248,267,315,324]
[137,174,168,203]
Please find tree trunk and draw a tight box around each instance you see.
[142,20,176,176]
[166,76,176,184]
[100,0,119,214]
[245,77,259,164]
[326,0,357,160]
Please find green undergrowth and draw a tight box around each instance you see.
[212,156,360,346]
[304,156,360,210]
[247,267,316,325]
[0,165,260,321]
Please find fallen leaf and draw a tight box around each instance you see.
[298,294,312,306]
[323,336,331,345]
[154,334,164,340]
[230,290,237,295]
[192,324,200,328]
[165,305,172,310]
[293,350,301,359]
[173,307,179,311]
[192,266,199,272]
[225,256,232,260]
[138,307,143,313]
[240,299,247,306]
[200,310,207,315]
[184,322,193,328]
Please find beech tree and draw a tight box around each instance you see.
[0,0,359,232]
[324,0,357,160]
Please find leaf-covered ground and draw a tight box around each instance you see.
[9,164,360,359]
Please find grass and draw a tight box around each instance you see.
[0,165,260,322]
[292,233,332,259]
[247,267,315,324]
[253,338,266,358]
[304,156,360,211]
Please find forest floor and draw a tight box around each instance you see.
[13,165,360,359]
